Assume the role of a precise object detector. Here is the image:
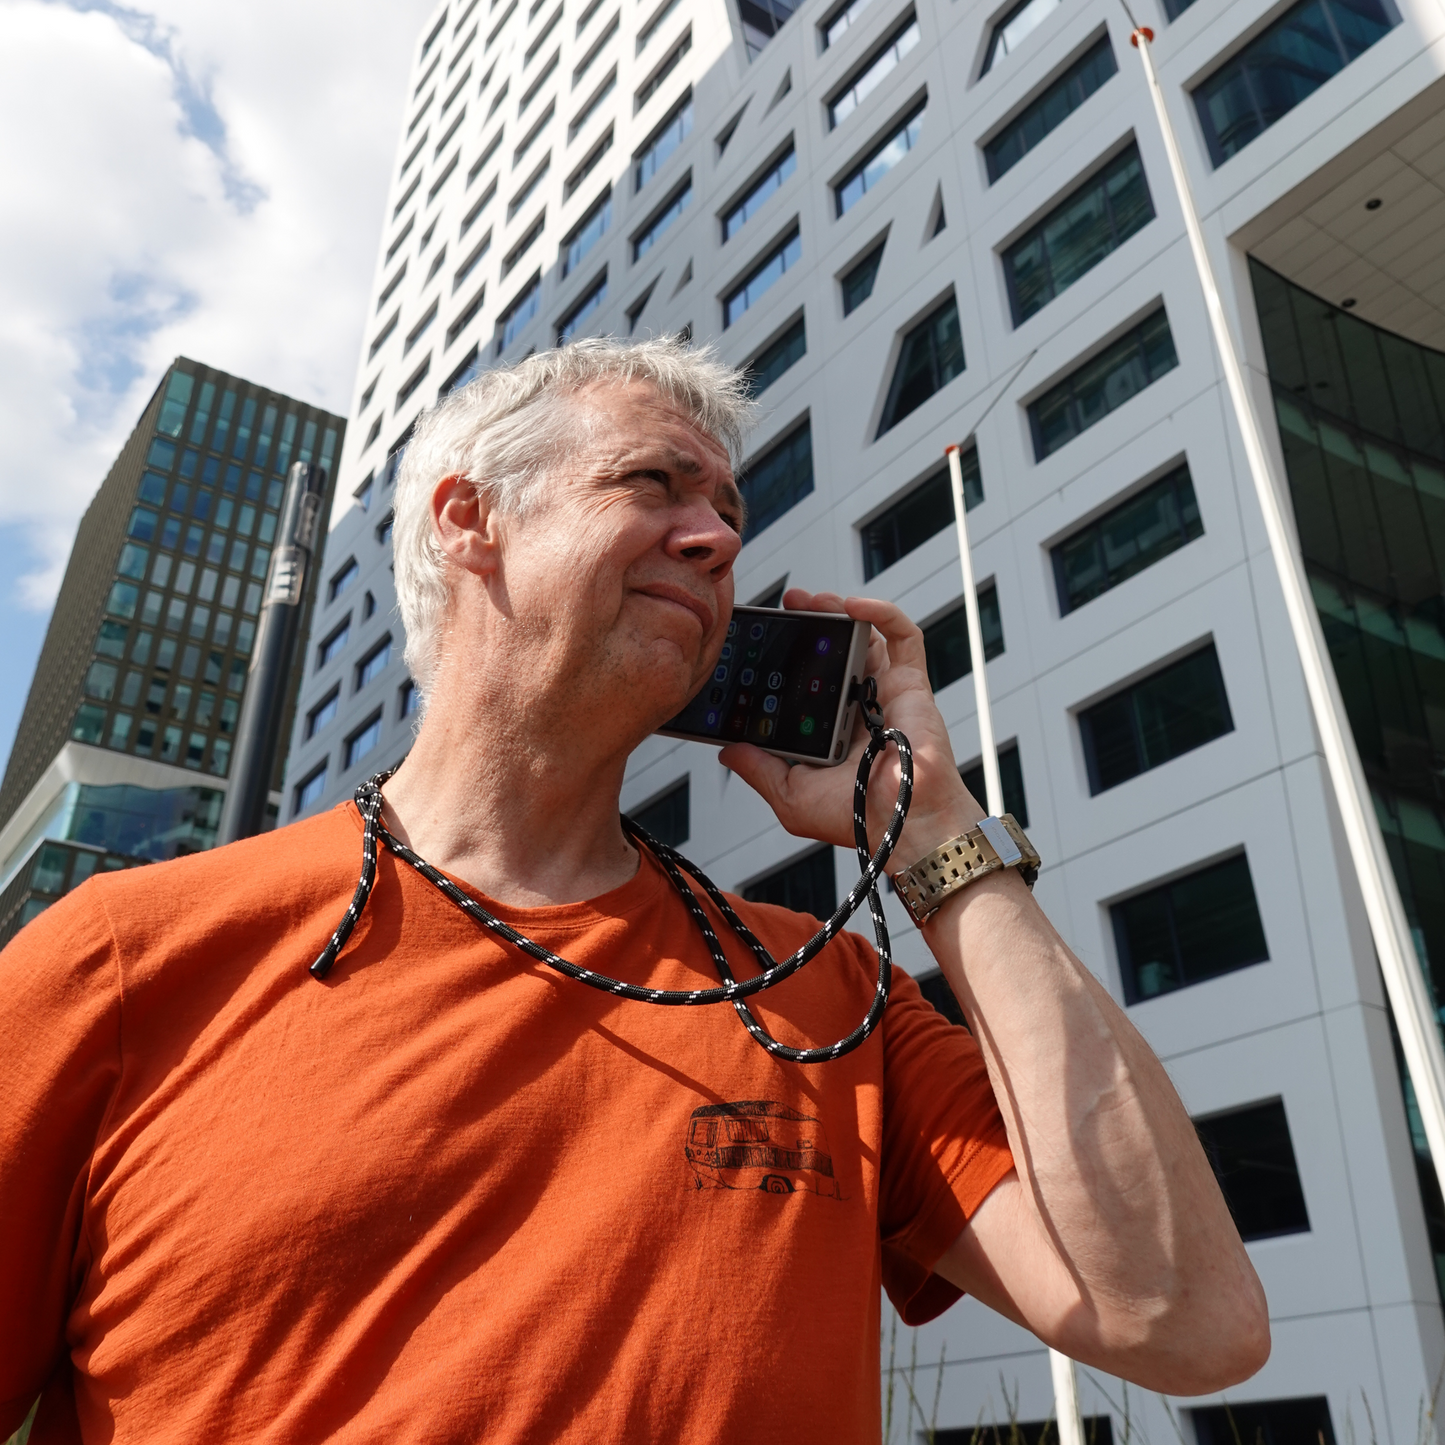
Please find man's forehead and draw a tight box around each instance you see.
[578,382,733,471]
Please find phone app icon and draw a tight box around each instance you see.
[713,665,729,682]
[757,718,775,738]
[815,637,830,655]
[727,620,738,637]
[740,668,755,686]
[735,691,752,708]
[745,647,760,662]
[708,686,725,704]
[767,671,783,689]
[763,694,779,714]
[705,709,720,727]
[721,643,733,661]
[808,678,821,694]
[749,622,766,641]
[799,715,816,736]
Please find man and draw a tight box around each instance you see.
[1,339,1267,1443]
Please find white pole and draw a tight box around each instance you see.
[946,443,1087,1445]
[1128,26,1445,1188]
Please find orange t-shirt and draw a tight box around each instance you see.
[0,803,1013,1444]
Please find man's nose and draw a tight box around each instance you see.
[671,500,742,573]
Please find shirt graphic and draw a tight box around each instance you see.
[684,1100,840,1197]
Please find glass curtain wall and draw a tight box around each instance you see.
[1252,258,1445,1292]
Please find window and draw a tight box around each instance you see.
[635,27,690,110]
[428,150,461,207]
[630,777,689,845]
[724,228,801,328]
[404,299,440,355]
[634,92,692,190]
[878,295,965,436]
[1192,1399,1334,1445]
[960,739,1028,825]
[745,315,806,397]
[440,345,483,397]
[461,177,497,236]
[739,418,813,536]
[1053,463,1202,614]
[739,0,798,59]
[468,127,504,188]
[329,559,360,602]
[982,0,1064,74]
[861,452,981,581]
[400,679,421,717]
[563,189,611,276]
[1029,308,1178,460]
[841,240,884,315]
[722,144,795,242]
[128,507,158,542]
[625,281,657,333]
[1080,643,1233,793]
[397,357,432,410]
[84,661,118,700]
[346,714,385,769]
[566,126,614,199]
[525,5,562,64]
[307,689,340,738]
[157,371,193,437]
[294,763,329,815]
[743,844,835,916]
[822,0,874,47]
[1195,1099,1309,1240]
[558,271,608,342]
[487,0,518,51]
[319,619,351,666]
[1113,853,1268,1002]
[447,285,487,348]
[575,8,617,79]
[96,620,129,659]
[637,0,680,50]
[632,176,691,260]
[358,638,393,688]
[1194,0,1398,165]
[937,1420,1115,1445]
[394,173,422,222]
[828,16,919,128]
[914,969,967,1027]
[570,67,616,140]
[454,232,491,291]
[715,105,745,155]
[435,105,466,160]
[509,155,551,220]
[503,213,545,277]
[518,52,558,113]
[1004,143,1154,325]
[921,585,1003,692]
[370,310,400,361]
[985,35,1116,182]
[496,274,542,352]
[835,100,925,215]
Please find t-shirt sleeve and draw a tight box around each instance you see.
[0,883,121,1438]
[878,963,1014,1326]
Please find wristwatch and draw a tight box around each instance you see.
[891,814,1040,926]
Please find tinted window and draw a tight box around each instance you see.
[1113,853,1268,1002]
[723,145,796,240]
[985,36,1117,181]
[841,241,885,316]
[745,317,806,398]
[1029,308,1178,460]
[724,229,802,328]
[921,585,1003,693]
[878,296,965,436]
[740,420,813,536]
[631,777,690,846]
[1053,463,1203,613]
[1192,1398,1334,1445]
[861,453,981,582]
[743,844,836,916]
[1195,1099,1310,1240]
[834,102,925,215]
[959,740,1028,826]
[1080,643,1232,793]
[937,1419,1114,1445]
[915,968,967,1027]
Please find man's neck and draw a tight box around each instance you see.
[379,682,645,910]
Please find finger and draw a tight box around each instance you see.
[783,587,848,615]
[717,742,794,812]
[843,596,929,677]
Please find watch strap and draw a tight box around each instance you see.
[891,813,1040,926]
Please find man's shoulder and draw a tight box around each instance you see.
[717,889,875,970]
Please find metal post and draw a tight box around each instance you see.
[946,444,1087,1445]
[217,462,327,845]
[1127,22,1445,1194]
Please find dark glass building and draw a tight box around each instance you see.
[0,359,345,941]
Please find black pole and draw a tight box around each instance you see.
[217,462,327,844]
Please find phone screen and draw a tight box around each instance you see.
[663,609,859,761]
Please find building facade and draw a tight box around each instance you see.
[0,360,344,942]
[289,0,1445,1434]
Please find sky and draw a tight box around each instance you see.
[0,0,438,764]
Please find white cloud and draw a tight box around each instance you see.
[0,0,437,606]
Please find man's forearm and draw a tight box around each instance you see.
[917,827,1268,1388]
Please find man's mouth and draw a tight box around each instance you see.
[635,584,714,634]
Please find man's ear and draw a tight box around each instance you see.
[432,474,500,579]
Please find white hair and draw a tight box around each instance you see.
[391,335,755,696]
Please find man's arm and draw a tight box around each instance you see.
[720,590,1269,1396]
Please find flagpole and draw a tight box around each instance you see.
[1126,23,1445,1190]
[945,443,1087,1445]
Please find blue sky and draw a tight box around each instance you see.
[0,0,437,765]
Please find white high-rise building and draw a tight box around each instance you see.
[285,0,1445,1433]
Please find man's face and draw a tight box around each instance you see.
[483,380,744,727]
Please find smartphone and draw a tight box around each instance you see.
[658,606,873,766]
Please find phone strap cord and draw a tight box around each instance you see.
[309,681,911,1063]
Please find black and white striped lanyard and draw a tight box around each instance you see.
[310,681,913,1064]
